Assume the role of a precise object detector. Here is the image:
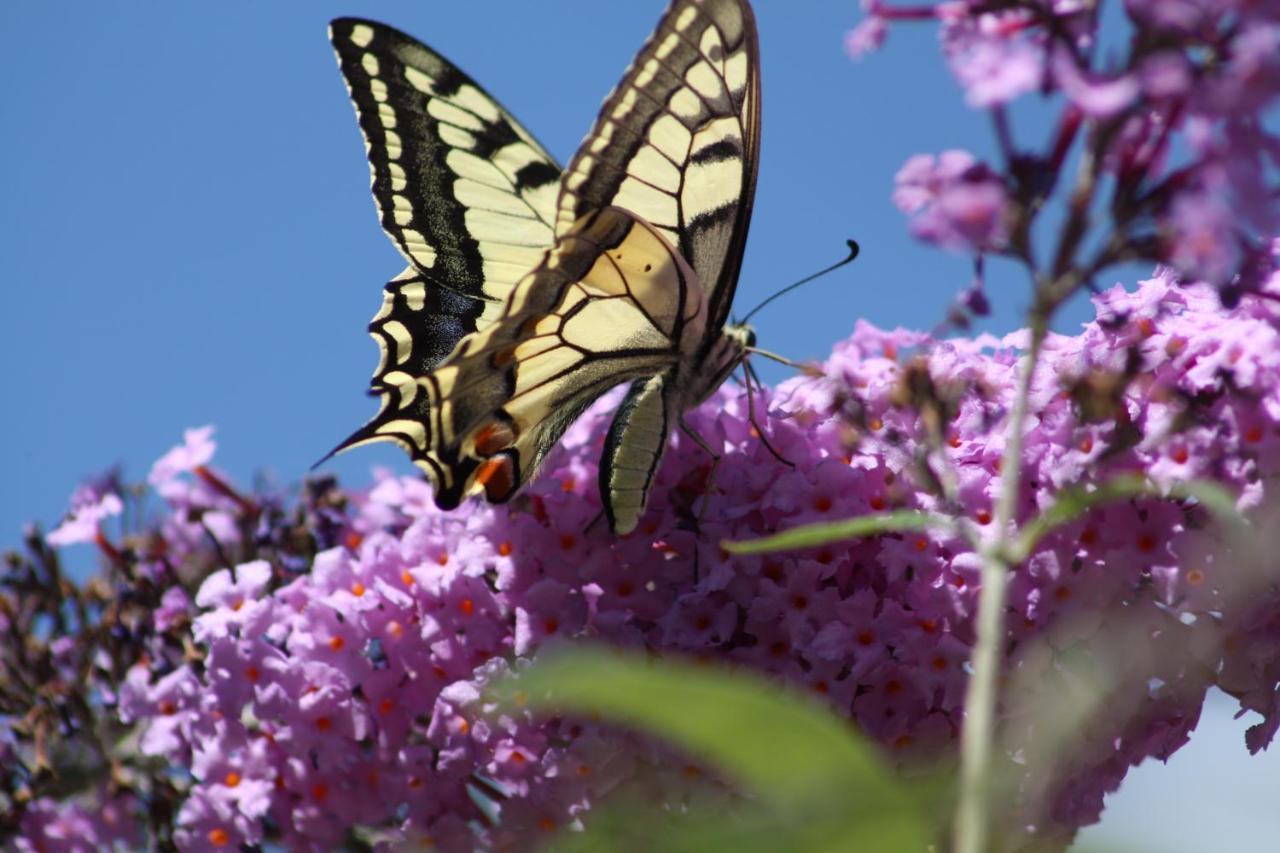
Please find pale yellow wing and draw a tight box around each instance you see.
[362,207,708,508]
[329,18,566,462]
[556,0,760,330]
[331,17,561,318]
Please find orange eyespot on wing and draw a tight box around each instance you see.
[473,421,516,457]
[475,456,516,502]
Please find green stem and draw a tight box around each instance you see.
[953,319,1048,853]
[720,509,953,555]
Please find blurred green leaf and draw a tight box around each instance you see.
[551,797,923,853]
[721,509,947,555]
[500,647,931,852]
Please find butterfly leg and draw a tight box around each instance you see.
[678,417,724,529]
[742,361,795,468]
[582,509,608,536]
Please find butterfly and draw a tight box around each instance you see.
[328,0,760,534]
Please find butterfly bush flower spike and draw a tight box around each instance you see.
[11,263,1280,848]
[857,0,1280,294]
[148,424,218,488]
[7,0,1280,849]
[45,491,123,548]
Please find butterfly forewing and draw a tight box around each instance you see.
[330,18,567,459]
[330,18,562,334]
[555,0,760,331]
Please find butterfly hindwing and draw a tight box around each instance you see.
[417,207,707,508]
[332,269,488,459]
[600,374,674,534]
[556,0,760,332]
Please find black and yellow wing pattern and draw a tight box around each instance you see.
[328,17,562,448]
[557,0,759,332]
[329,0,760,535]
[556,0,760,531]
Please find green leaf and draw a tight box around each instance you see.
[550,798,924,853]
[499,646,930,852]
[721,509,947,555]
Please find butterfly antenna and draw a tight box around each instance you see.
[740,239,860,324]
[745,346,804,369]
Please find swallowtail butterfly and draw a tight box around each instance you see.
[329,0,760,534]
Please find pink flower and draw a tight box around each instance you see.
[1123,0,1230,34]
[46,491,122,547]
[1050,45,1139,117]
[193,560,275,643]
[16,791,141,853]
[1162,171,1241,285]
[148,425,217,486]
[894,151,1009,251]
[1139,51,1193,99]
[943,14,1044,107]
[844,16,888,59]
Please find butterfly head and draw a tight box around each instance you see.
[725,322,756,351]
[686,322,755,408]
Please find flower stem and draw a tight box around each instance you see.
[193,465,259,517]
[953,318,1047,853]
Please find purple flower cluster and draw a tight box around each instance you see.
[17,260,1280,849]
[893,150,1009,252]
[857,0,1280,288]
[14,792,141,852]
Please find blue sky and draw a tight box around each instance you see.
[2,3,1274,846]
[1,2,1039,532]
